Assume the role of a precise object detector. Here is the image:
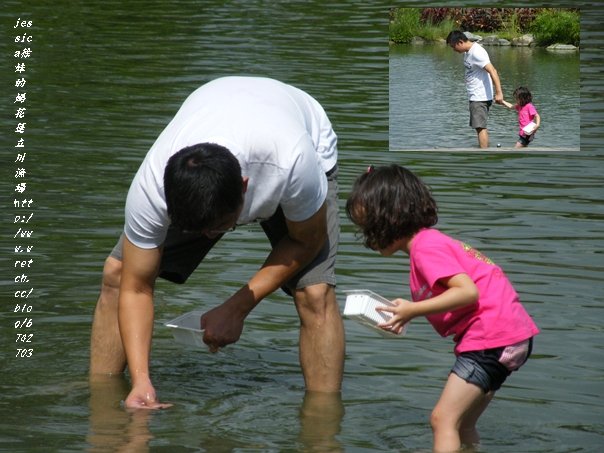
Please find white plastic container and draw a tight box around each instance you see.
[164,311,205,348]
[343,290,407,337]
[522,121,537,135]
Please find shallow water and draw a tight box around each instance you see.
[1,1,604,452]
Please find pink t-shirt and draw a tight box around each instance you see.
[409,228,539,354]
[515,102,538,137]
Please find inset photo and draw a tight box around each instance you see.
[389,7,580,151]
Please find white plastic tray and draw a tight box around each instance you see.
[164,311,205,348]
[343,290,407,337]
[522,121,537,135]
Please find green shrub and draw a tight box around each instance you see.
[389,8,421,43]
[531,9,580,46]
[419,18,457,42]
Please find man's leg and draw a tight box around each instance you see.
[261,165,341,391]
[90,256,126,375]
[470,101,491,149]
[294,283,344,392]
[476,127,489,148]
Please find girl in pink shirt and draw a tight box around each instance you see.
[502,86,541,148]
[346,164,539,452]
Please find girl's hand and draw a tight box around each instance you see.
[376,298,414,334]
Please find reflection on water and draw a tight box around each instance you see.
[298,392,345,452]
[88,377,154,453]
[88,379,345,453]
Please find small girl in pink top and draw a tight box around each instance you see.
[346,164,539,452]
[502,86,541,148]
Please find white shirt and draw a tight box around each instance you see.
[463,43,494,101]
[124,76,338,249]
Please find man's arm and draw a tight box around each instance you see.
[201,202,328,350]
[119,236,171,409]
[250,201,328,303]
[484,62,503,104]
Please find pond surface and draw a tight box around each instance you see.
[1,1,603,452]
[390,43,580,150]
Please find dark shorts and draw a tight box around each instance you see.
[518,133,535,147]
[110,165,339,295]
[451,338,533,393]
[469,100,492,129]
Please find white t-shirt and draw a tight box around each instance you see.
[124,76,338,249]
[463,43,493,101]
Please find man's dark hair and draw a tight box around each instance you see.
[446,30,469,46]
[164,143,243,232]
[346,164,438,250]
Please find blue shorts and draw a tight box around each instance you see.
[451,338,533,393]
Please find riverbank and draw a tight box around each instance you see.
[389,7,580,48]
[395,31,579,52]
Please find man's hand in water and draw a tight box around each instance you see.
[125,380,172,410]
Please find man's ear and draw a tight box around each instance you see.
[242,176,249,194]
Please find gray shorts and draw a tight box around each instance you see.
[469,100,492,129]
[110,165,339,295]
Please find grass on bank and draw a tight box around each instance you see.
[390,8,580,46]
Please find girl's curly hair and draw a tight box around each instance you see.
[513,86,533,107]
[346,165,438,250]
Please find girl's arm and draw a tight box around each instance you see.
[533,112,541,129]
[376,273,478,333]
[501,99,514,109]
